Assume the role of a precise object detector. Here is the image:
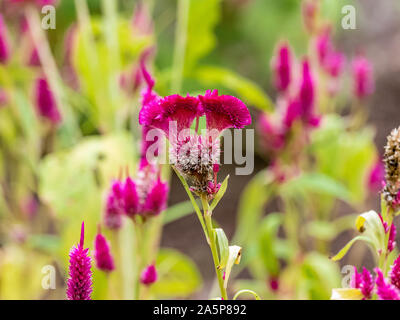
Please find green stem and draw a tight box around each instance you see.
[381,209,394,275]
[171,0,189,93]
[201,195,228,300]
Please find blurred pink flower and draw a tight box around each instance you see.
[140,264,158,285]
[368,160,384,193]
[375,268,400,300]
[0,14,10,64]
[352,55,374,99]
[34,77,61,124]
[301,0,319,33]
[390,254,400,290]
[272,42,292,92]
[94,228,115,273]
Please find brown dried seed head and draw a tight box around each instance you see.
[383,126,400,206]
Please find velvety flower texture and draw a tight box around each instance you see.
[352,55,374,99]
[140,264,157,285]
[272,42,292,92]
[139,88,250,195]
[34,77,61,124]
[0,14,10,64]
[67,222,93,300]
[375,268,400,300]
[390,254,400,290]
[94,229,115,272]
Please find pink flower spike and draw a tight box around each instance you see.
[34,77,62,125]
[368,160,384,193]
[325,51,345,78]
[142,178,169,217]
[375,268,400,300]
[104,193,123,230]
[94,227,115,273]
[351,266,362,289]
[0,15,10,64]
[360,267,374,300]
[388,223,397,253]
[352,55,374,99]
[140,264,158,285]
[139,94,200,137]
[390,254,400,290]
[315,31,332,67]
[123,177,139,218]
[283,99,301,129]
[273,42,292,92]
[199,89,251,134]
[66,222,93,300]
[299,59,316,122]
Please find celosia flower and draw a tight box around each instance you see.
[104,180,124,230]
[268,276,279,292]
[66,222,93,300]
[34,77,62,124]
[140,264,157,285]
[94,227,115,272]
[375,268,400,300]
[298,59,319,127]
[368,160,384,193]
[272,42,292,92]
[382,127,400,209]
[350,266,362,289]
[360,267,374,300]
[315,31,332,67]
[388,223,397,253]
[324,50,345,78]
[352,55,374,99]
[139,89,251,196]
[0,14,10,64]
[123,176,139,218]
[390,254,400,290]
[28,48,40,67]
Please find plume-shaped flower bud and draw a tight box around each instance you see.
[390,254,400,290]
[375,268,400,300]
[140,264,157,285]
[104,180,124,230]
[66,222,93,300]
[34,77,61,124]
[94,227,115,272]
[382,127,400,209]
[142,178,169,217]
[272,42,292,92]
[298,59,319,127]
[360,267,374,300]
[0,14,10,64]
[352,55,374,100]
[123,177,139,218]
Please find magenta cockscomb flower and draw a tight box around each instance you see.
[272,42,292,92]
[104,180,124,230]
[360,268,374,300]
[352,55,374,100]
[66,222,93,300]
[139,88,250,196]
[123,176,139,218]
[375,268,400,300]
[34,77,62,124]
[0,14,10,64]
[315,31,332,68]
[390,254,400,290]
[140,264,157,285]
[94,227,115,273]
[351,266,362,289]
[142,177,169,216]
[368,160,384,193]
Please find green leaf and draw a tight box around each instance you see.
[163,200,194,225]
[184,0,221,72]
[224,245,242,289]
[233,289,261,300]
[151,249,202,298]
[331,235,373,261]
[355,210,386,253]
[195,65,273,111]
[215,228,229,269]
[210,175,229,211]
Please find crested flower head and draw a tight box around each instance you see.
[352,54,374,99]
[382,126,400,209]
[0,14,10,64]
[375,268,400,300]
[34,77,61,124]
[140,89,250,197]
[272,42,292,92]
[390,254,400,290]
[66,222,93,300]
[140,264,157,285]
[94,227,115,272]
